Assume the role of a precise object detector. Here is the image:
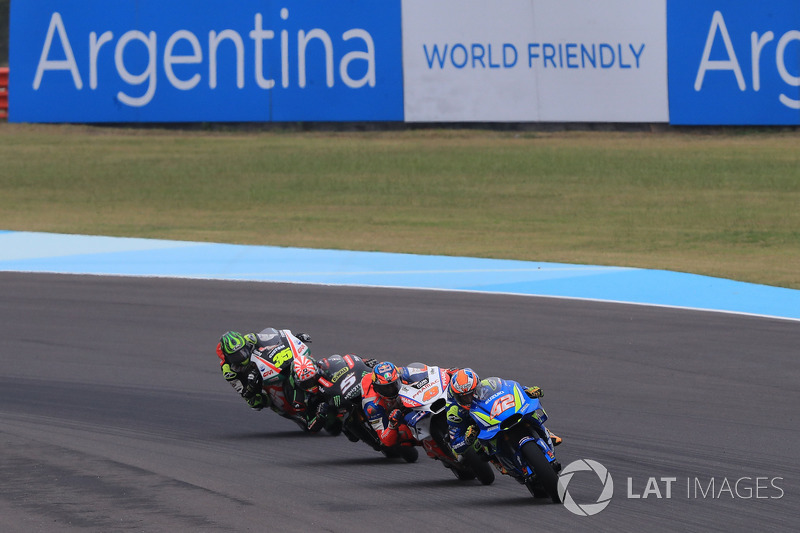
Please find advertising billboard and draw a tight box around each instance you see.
[668,0,800,125]
[402,0,669,122]
[9,0,404,122]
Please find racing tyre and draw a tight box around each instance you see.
[526,482,549,498]
[451,465,477,481]
[461,449,495,485]
[325,418,343,436]
[400,446,419,463]
[381,447,401,459]
[520,442,562,503]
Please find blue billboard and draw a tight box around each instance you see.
[10,0,404,122]
[668,0,800,125]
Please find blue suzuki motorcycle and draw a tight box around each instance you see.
[463,377,562,502]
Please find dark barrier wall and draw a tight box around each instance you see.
[1,0,9,65]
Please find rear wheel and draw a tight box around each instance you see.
[285,415,310,433]
[520,442,561,503]
[399,446,419,463]
[381,446,400,459]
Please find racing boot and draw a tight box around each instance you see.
[546,427,562,446]
[490,458,509,476]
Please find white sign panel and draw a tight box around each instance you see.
[402,0,668,122]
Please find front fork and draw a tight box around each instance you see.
[494,421,560,478]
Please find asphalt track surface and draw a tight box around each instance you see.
[1,272,798,532]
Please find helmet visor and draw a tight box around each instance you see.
[227,345,251,369]
[454,390,474,407]
[373,380,400,399]
[297,376,318,391]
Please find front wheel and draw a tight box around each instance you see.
[451,466,476,481]
[324,417,343,436]
[460,449,495,485]
[520,441,561,503]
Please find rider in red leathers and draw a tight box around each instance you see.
[360,361,427,453]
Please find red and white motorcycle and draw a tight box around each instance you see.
[397,365,495,484]
[249,328,312,431]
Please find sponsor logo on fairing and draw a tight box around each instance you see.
[330,366,350,382]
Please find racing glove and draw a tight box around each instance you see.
[363,358,379,368]
[243,370,261,399]
[464,425,479,445]
[524,386,543,399]
[221,363,238,382]
[295,332,312,343]
[243,333,258,344]
[307,402,328,432]
[388,409,404,429]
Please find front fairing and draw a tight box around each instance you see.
[397,366,450,440]
[252,354,283,385]
[317,355,370,412]
[398,366,450,411]
[253,328,310,385]
[468,379,555,480]
[469,379,542,441]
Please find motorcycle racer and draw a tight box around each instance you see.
[294,353,377,435]
[446,368,562,473]
[290,353,340,433]
[216,329,312,411]
[360,361,429,452]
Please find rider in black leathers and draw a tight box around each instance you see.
[293,353,378,437]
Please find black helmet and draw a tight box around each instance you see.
[220,331,253,369]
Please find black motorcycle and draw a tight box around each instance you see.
[316,354,418,462]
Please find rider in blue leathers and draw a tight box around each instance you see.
[446,368,561,473]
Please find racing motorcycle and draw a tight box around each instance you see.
[460,377,562,502]
[396,365,494,484]
[317,354,418,462]
[249,328,313,431]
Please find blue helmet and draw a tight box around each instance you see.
[372,361,401,399]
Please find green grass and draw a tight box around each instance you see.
[1,123,799,289]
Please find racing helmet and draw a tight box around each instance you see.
[220,331,253,370]
[449,368,480,408]
[372,361,401,399]
[294,354,320,393]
